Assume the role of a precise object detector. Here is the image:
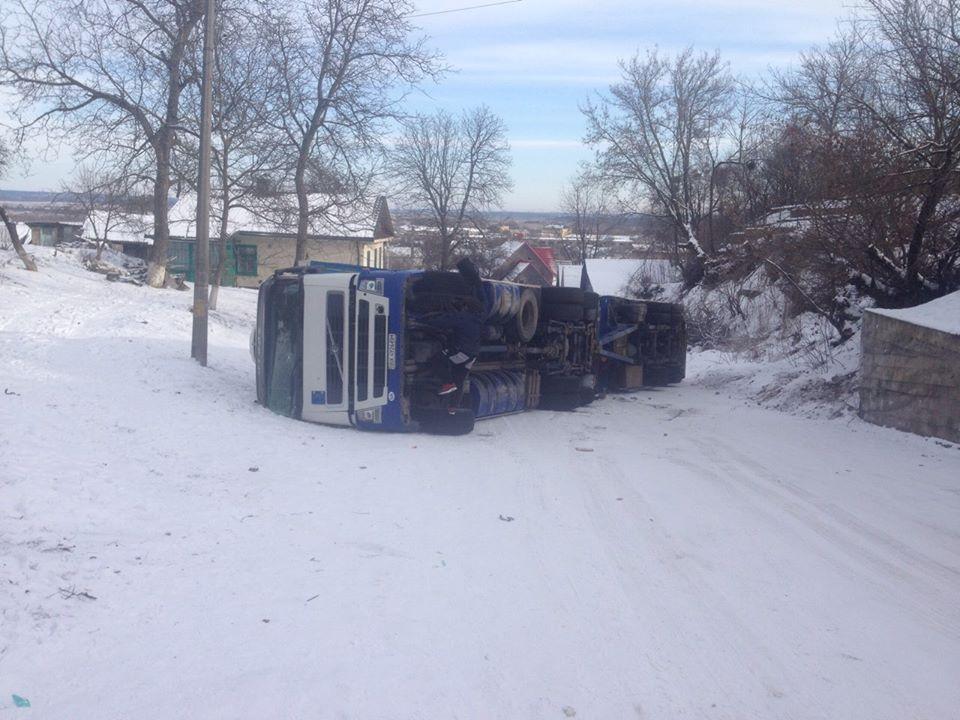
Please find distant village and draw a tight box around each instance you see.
[0,187,683,296]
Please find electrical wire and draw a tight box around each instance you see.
[409,0,523,19]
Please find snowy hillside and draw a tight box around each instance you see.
[1,248,959,719]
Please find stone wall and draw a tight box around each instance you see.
[859,311,960,443]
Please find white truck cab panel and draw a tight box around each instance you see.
[301,273,354,426]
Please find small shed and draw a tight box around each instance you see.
[859,291,960,443]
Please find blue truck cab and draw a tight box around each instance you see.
[252,261,686,434]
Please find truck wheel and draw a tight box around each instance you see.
[540,376,585,410]
[643,366,684,386]
[415,407,476,435]
[541,302,583,322]
[514,288,539,341]
[541,287,585,305]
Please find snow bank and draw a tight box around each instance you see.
[681,270,864,419]
[870,290,960,336]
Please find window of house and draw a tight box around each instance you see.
[365,248,372,267]
[40,227,55,246]
[236,245,258,276]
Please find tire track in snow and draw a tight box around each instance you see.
[677,437,960,640]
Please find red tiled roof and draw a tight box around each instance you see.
[531,246,556,279]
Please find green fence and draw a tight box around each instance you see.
[167,240,257,285]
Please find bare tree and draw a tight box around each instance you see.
[583,48,735,278]
[559,166,611,263]
[771,0,960,303]
[388,105,512,270]
[64,159,147,260]
[0,0,203,287]
[265,0,440,264]
[0,136,37,271]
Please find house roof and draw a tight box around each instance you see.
[530,246,556,278]
[494,241,556,285]
[81,211,152,245]
[168,192,393,241]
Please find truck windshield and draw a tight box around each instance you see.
[264,280,302,417]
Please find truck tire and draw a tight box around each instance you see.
[541,302,583,322]
[643,366,684,386]
[541,287,585,305]
[540,376,585,411]
[415,407,476,435]
[514,288,539,341]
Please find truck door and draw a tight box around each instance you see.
[353,290,390,420]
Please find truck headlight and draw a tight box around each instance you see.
[358,407,382,423]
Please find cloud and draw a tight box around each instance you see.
[415,0,845,85]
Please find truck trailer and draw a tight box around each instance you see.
[251,262,686,434]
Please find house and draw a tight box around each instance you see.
[95,194,394,288]
[493,242,558,286]
[27,220,83,246]
[0,189,85,246]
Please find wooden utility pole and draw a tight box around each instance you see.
[191,0,216,366]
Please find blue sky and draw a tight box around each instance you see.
[4,0,847,211]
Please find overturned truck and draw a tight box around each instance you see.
[252,261,686,434]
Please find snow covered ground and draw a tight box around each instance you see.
[2,248,959,719]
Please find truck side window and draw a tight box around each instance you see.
[374,309,387,398]
[326,291,345,405]
[357,299,370,401]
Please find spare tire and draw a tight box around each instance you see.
[514,288,539,341]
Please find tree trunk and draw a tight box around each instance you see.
[209,193,230,311]
[0,204,37,272]
[147,140,172,287]
[294,157,309,265]
[904,172,948,296]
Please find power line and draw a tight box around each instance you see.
[410,0,523,19]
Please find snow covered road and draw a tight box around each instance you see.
[2,250,959,719]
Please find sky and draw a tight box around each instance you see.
[3,0,848,212]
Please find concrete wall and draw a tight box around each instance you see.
[859,311,960,443]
